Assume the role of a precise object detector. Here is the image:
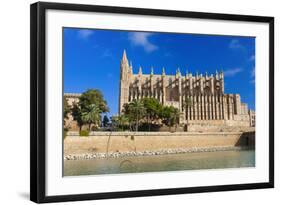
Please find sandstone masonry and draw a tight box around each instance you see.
[118,50,255,130]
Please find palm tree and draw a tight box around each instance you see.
[142,98,162,131]
[81,104,101,131]
[118,115,129,131]
[110,116,119,130]
[160,106,180,132]
[122,103,134,131]
[128,100,146,131]
[71,102,84,132]
[110,115,128,131]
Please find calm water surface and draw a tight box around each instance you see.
[64,150,255,176]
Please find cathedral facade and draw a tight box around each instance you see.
[119,50,255,130]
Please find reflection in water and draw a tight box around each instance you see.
[64,150,255,176]
[119,160,137,171]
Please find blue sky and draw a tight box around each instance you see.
[63,28,255,116]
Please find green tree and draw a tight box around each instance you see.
[118,115,129,131]
[79,89,109,113]
[71,102,84,131]
[110,116,119,130]
[142,98,162,131]
[81,104,101,131]
[160,106,180,131]
[71,89,109,131]
[127,99,146,131]
[102,115,109,127]
[110,115,129,131]
[122,103,135,131]
[63,96,71,126]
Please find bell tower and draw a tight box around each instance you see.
[119,50,130,114]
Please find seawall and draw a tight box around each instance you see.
[64,131,255,156]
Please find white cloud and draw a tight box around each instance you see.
[128,32,158,52]
[229,39,244,50]
[78,29,94,39]
[224,67,243,77]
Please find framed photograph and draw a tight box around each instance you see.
[30,2,274,203]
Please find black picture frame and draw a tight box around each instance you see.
[30,1,274,203]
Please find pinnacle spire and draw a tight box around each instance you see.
[176,67,181,78]
[122,49,128,62]
[129,61,133,74]
[220,68,224,78]
[151,66,154,75]
[162,67,166,75]
[138,66,142,75]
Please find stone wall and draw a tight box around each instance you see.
[186,120,254,132]
[64,131,255,155]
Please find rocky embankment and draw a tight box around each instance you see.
[64,146,251,160]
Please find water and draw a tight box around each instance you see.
[64,150,255,176]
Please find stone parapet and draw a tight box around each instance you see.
[67,131,244,136]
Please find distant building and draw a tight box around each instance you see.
[64,93,81,131]
[118,50,255,131]
[249,110,256,127]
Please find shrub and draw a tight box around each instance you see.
[138,123,161,131]
[63,127,69,139]
[63,130,67,139]
[80,130,89,137]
